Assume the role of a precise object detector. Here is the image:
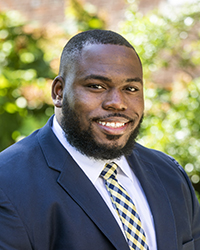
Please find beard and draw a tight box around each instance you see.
[61,98,143,160]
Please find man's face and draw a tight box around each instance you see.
[58,44,144,159]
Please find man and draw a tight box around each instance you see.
[0,30,199,250]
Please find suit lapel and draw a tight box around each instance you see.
[37,118,130,250]
[57,155,130,250]
[127,152,178,250]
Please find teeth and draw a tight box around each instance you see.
[98,121,125,128]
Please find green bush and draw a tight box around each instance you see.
[0,11,57,151]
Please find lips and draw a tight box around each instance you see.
[95,116,131,135]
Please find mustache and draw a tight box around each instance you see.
[92,113,134,122]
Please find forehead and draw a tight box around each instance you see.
[73,44,143,78]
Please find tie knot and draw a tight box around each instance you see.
[101,162,118,180]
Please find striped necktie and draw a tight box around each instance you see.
[101,162,149,250]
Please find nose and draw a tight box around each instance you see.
[102,88,127,111]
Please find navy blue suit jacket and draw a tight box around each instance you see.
[0,117,200,250]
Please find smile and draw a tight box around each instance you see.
[97,121,126,128]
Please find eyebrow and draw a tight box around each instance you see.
[84,74,111,82]
[126,77,143,85]
[84,74,143,85]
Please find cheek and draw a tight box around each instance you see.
[131,97,144,114]
[139,99,145,112]
[72,96,95,124]
[73,90,101,114]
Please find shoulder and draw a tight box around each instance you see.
[0,117,53,181]
[133,142,182,168]
[0,117,54,169]
[0,129,43,192]
[132,142,194,195]
[0,129,40,167]
[0,118,58,199]
[132,142,191,184]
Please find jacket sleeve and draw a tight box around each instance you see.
[170,157,200,249]
[186,174,200,249]
[0,188,32,250]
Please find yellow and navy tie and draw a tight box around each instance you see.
[101,162,149,250]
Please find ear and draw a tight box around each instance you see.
[52,76,64,107]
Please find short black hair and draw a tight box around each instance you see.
[59,29,141,78]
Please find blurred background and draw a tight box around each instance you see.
[0,0,200,198]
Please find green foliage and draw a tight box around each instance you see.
[65,0,106,32]
[0,11,56,150]
[121,0,200,193]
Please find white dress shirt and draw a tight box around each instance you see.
[52,116,157,249]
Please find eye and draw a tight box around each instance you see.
[88,84,104,89]
[126,86,138,92]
